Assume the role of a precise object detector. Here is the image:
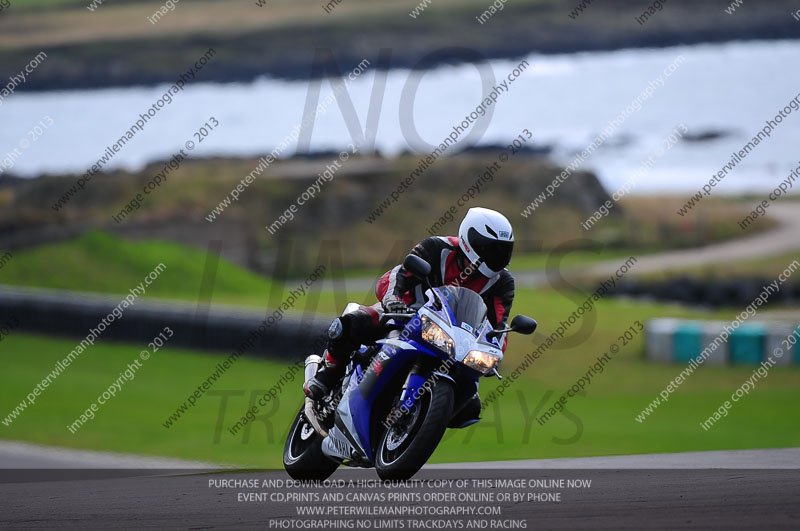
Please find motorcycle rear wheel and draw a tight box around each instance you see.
[375,379,454,480]
[283,407,340,480]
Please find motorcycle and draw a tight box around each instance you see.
[283,254,537,480]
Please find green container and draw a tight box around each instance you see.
[672,322,703,363]
[730,324,765,365]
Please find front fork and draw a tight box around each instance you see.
[399,360,427,411]
[396,358,457,415]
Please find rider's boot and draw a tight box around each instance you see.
[304,310,378,400]
[304,350,346,400]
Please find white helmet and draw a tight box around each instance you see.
[458,207,514,278]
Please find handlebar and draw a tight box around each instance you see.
[379,311,416,327]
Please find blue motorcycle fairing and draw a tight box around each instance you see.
[342,338,445,462]
[331,286,499,465]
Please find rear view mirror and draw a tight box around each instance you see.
[487,315,538,339]
[403,254,431,279]
[510,315,537,335]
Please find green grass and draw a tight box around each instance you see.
[0,333,301,466]
[0,233,644,314]
[0,231,280,306]
[5,230,787,313]
[1,283,798,467]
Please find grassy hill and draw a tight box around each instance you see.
[0,231,278,305]
[0,154,766,275]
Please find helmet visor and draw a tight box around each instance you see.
[467,228,514,272]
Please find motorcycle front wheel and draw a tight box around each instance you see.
[375,379,454,480]
[283,407,339,480]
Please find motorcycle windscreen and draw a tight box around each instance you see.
[438,286,488,331]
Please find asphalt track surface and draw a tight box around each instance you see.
[1,444,798,529]
[0,440,214,469]
[578,202,800,278]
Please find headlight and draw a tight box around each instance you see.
[421,315,454,355]
[464,350,500,374]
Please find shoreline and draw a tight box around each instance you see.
[1,4,798,93]
[7,35,799,94]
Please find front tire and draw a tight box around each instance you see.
[375,379,454,480]
[283,408,339,480]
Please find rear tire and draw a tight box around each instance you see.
[283,408,339,480]
[375,380,454,480]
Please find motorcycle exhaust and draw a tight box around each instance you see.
[303,355,328,438]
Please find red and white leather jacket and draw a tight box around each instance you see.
[376,236,516,351]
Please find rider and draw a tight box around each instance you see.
[304,207,516,422]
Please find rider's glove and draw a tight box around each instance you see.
[382,297,408,313]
